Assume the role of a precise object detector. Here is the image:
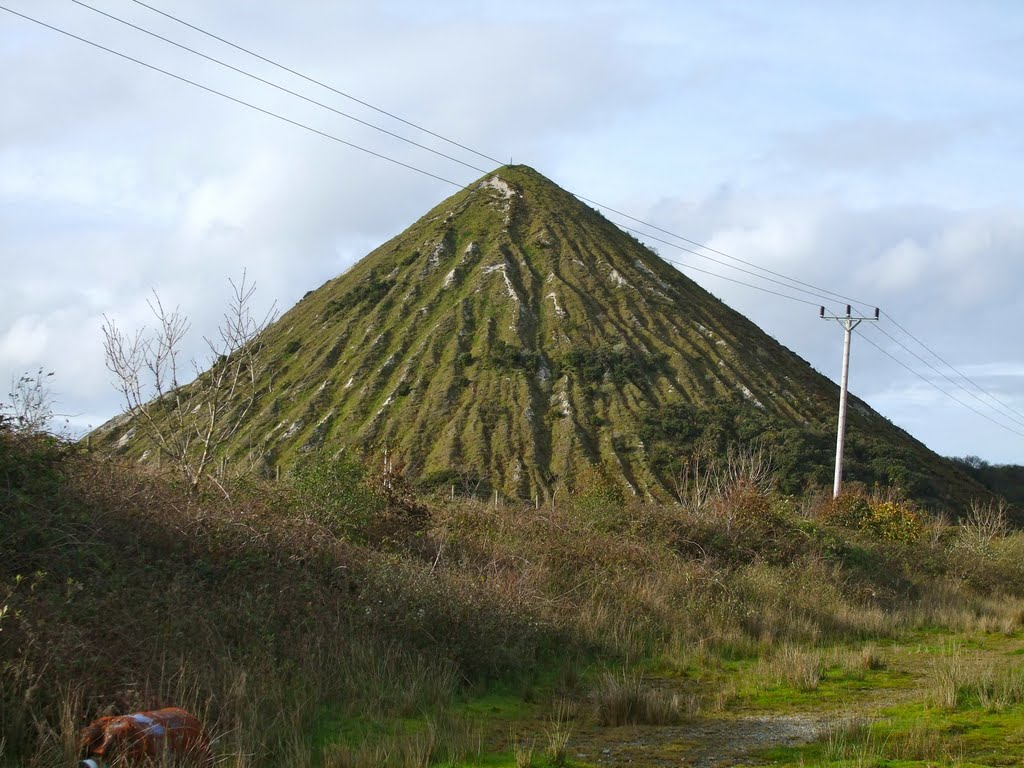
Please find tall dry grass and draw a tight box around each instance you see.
[926,644,1024,712]
[591,670,689,726]
[3,433,1024,764]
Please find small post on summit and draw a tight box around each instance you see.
[820,304,879,498]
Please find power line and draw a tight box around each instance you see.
[126,0,506,167]
[855,329,1024,440]
[866,323,1024,430]
[73,0,1022,435]
[607,217,853,310]
[664,260,824,307]
[121,0,1018,438]
[578,194,876,310]
[884,311,1024,425]
[2,3,843,317]
[69,0,491,177]
[75,0,852,312]
[112,0,878,314]
[0,5,469,190]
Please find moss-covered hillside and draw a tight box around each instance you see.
[93,165,986,506]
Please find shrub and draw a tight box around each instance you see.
[958,499,1010,557]
[569,465,627,530]
[760,644,824,692]
[822,492,921,543]
[291,452,385,540]
[822,492,873,529]
[867,500,922,543]
[0,429,70,499]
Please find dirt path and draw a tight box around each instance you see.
[532,653,958,766]
[494,637,1024,766]
[566,711,831,767]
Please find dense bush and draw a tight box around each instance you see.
[562,344,667,386]
[642,399,940,501]
[569,463,627,528]
[487,340,540,374]
[291,451,385,540]
[823,492,923,543]
[0,427,70,500]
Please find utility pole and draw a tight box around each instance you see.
[820,304,879,498]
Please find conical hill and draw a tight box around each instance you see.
[96,166,984,505]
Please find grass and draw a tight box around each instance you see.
[541,712,572,768]
[510,729,535,768]
[2,429,1024,765]
[748,634,1024,767]
[760,644,826,692]
[591,670,688,726]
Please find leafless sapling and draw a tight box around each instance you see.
[102,272,276,494]
[3,368,57,435]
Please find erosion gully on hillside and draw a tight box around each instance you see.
[459,633,1024,767]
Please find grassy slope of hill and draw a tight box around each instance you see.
[92,165,989,510]
[4,429,1024,766]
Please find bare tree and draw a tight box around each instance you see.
[102,272,276,493]
[3,368,60,435]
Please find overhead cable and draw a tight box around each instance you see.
[608,218,852,311]
[884,312,1024,424]
[69,0,491,176]
[112,0,878,312]
[5,3,1019,441]
[663,260,824,307]
[856,329,1024,440]
[578,195,875,309]
[0,5,469,190]
[864,323,1024,430]
[126,0,506,166]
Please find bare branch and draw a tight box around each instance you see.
[101,274,275,494]
[3,368,58,434]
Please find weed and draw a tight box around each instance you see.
[860,645,887,671]
[6,433,1024,765]
[542,713,572,767]
[592,670,684,726]
[511,729,535,768]
[760,644,824,692]
[821,715,878,764]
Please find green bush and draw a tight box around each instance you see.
[291,452,385,540]
[562,345,667,386]
[569,464,627,530]
[867,500,923,543]
[0,429,69,500]
[823,492,922,543]
[823,492,873,529]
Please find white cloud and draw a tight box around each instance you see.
[0,316,50,365]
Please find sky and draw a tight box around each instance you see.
[1,0,1022,464]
